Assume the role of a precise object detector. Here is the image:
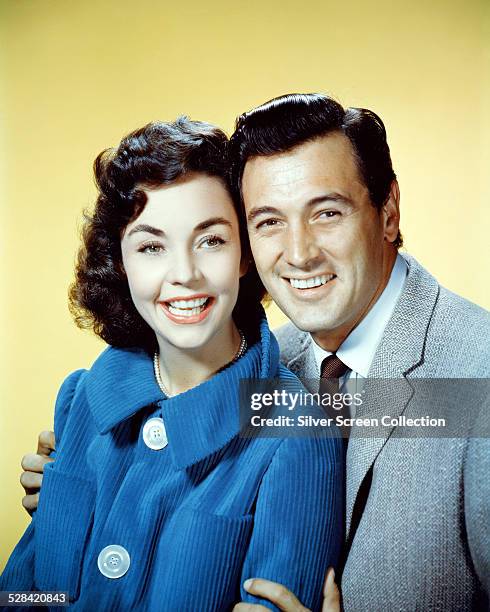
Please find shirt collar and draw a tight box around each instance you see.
[312,253,408,377]
[85,312,279,470]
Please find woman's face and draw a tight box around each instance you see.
[121,173,245,352]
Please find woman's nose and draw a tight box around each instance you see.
[165,251,201,285]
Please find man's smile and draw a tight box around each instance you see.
[285,273,336,290]
[279,272,338,299]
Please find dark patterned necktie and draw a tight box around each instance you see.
[321,354,349,390]
[320,354,350,441]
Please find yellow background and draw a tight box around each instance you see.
[1,0,489,568]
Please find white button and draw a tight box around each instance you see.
[143,417,168,450]
[97,545,130,579]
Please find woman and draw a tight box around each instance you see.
[1,117,344,611]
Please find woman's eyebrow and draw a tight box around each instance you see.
[126,218,232,238]
[127,224,165,238]
[194,217,232,232]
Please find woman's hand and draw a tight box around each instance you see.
[233,567,341,612]
[20,430,56,514]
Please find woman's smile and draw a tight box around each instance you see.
[158,294,215,324]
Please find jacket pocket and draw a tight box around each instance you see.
[34,464,95,601]
[148,508,253,611]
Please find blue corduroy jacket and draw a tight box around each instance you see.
[1,317,344,611]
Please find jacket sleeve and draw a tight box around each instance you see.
[51,369,87,457]
[239,434,345,612]
[0,369,86,591]
[464,419,490,602]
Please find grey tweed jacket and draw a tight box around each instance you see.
[275,254,490,612]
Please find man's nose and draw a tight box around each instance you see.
[166,251,201,285]
[283,224,322,269]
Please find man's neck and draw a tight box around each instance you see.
[312,248,398,352]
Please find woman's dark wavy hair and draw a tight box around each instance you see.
[69,117,266,353]
[229,92,402,248]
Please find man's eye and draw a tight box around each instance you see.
[139,242,164,254]
[318,210,340,219]
[256,218,281,229]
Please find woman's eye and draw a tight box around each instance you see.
[200,235,226,249]
[139,242,164,254]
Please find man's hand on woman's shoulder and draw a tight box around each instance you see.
[20,429,55,514]
[233,568,340,612]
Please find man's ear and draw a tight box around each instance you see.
[383,179,400,243]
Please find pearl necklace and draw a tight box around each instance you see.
[153,330,247,397]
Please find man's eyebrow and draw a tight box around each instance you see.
[127,224,165,238]
[247,194,353,222]
[247,206,282,223]
[307,193,354,206]
[194,217,233,231]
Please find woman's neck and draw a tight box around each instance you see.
[155,321,241,396]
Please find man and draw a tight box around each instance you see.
[228,93,490,611]
[20,94,490,610]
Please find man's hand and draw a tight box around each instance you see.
[233,567,340,612]
[20,430,56,514]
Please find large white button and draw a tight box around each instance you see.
[97,545,130,579]
[143,417,168,450]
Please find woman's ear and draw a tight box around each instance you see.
[239,257,250,278]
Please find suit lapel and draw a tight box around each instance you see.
[285,333,319,390]
[345,255,440,538]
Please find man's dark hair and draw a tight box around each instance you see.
[229,93,402,248]
[69,117,266,353]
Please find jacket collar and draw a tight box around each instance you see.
[367,252,439,377]
[85,313,279,470]
[283,333,317,386]
[85,346,163,435]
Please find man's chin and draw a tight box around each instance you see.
[281,310,342,334]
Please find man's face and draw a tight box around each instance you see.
[242,132,398,349]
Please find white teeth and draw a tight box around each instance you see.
[165,296,210,317]
[289,274,334,289]
[168,305,205,316]
[168,297,208,309]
